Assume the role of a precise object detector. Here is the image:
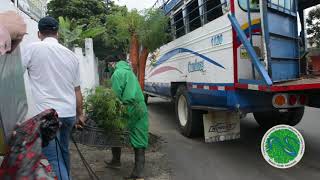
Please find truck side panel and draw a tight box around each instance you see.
[145,13,234,97]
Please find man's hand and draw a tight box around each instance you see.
[75,86,85,129]
[75,114,86,129]
[0,11,26,53]
[0,24,11,55]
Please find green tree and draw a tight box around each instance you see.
[92,3,129,61]
[138,9,169,89]
[106,9,144,73]
[100,7,134,62]
[47,0,108,26]
[47,0,127,61]
[306,7,320,48]
[47,0,170,81]
[139,9,169,53]
[58,17,105,48]
[105,8,169,88]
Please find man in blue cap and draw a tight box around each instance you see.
[22,16,86,180]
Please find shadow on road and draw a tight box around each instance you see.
[147,98,320,180]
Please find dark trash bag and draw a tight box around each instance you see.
[0,109,60,180]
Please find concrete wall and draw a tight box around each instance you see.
[74,38,100,95]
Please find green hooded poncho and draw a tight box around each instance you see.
[111,61,149,148]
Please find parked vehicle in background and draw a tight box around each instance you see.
[145,0,320,138]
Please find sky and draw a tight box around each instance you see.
[115,0,155,10]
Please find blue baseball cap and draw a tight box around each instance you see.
[38,16,59,32]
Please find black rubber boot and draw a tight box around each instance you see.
[125,148,145,180]
[105,147,121,169]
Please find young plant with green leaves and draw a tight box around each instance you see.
[84,86,128,132]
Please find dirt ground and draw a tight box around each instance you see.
[70,133,172,180]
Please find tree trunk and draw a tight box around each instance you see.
[129,33,139,75]
[138,47,149,90]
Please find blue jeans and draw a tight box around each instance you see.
[43,117,76,180]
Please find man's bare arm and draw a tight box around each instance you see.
[75,86,85,128]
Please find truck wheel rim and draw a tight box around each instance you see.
[178,94,188,127]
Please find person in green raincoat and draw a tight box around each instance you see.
[106,59,149,180]
[105,62,115,79]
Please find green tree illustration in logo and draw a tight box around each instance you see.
[265,129,300,164]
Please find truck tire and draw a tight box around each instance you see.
[286,107,305,126]
[253,107,305,129]
[175,86,203,137]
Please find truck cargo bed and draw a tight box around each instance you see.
[269,75,320,92]
[236,75,320,92]
[274,76,320,86]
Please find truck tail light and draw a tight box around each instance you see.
[274,94,286,107]
[299,95,307,105]
[288,95,297,105]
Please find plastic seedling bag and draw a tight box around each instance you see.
[0,48,28,155]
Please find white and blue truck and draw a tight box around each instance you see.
[144,0,320,139]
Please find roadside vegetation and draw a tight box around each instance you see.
[47,0,170,89]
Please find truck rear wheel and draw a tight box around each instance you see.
[175,86,203,137]
[253,107,305,129]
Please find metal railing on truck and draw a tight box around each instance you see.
[166,0,228,40]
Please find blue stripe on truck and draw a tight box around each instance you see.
[145,82,274,112]
[154,48,225,69]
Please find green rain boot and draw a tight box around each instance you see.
[125,148,145,180]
